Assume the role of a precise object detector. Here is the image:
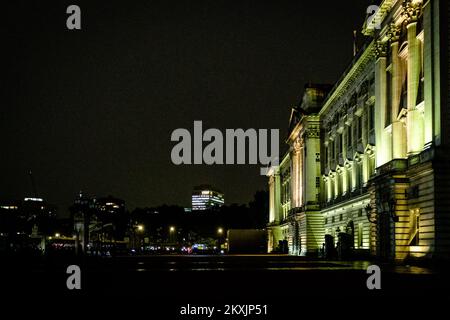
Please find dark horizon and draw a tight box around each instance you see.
[3,0,373,217]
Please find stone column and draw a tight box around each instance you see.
[291,138,302,208]
[422,0,435,146]
[403,0,424,154]
[274,173,281,222]
[325,177,331,201]
[269,175,275,223]
[299,142,304,207]
[304,124,321,203]
[388,24,407,159]
[374,41,390,167]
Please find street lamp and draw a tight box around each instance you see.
[135,224,145,254]
[365,198,399,223]
[216,227,224,253]
[364,204,376,224]
[169,226,176,245]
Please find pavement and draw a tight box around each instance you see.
[2,254,447,297]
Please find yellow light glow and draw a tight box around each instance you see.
[137,225,144,231]
[55,233,60,238]
[217,227,223,234]
[170,226,175,232]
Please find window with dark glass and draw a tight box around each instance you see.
[369,104,375,131]
[347,126,352,146]
[386,70,392,126]
[357,116,362,141]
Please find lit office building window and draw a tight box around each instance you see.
[191,185,224,211]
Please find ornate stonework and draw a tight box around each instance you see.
[402,0,422,24]
[387,23,401,43]
[305,126,320,138]
[374,41,388,59]
[292,137,302,154]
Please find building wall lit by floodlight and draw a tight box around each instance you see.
[267,0,450,261]
[191,185,224,211]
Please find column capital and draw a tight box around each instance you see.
[402,0,422,24]
[374,40,388,59]
[387,23,401,43]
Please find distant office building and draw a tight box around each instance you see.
[95,196,126,214]
[0,197,56,220]
[0,197,56,237]
[70,192,127,254]
[191,185,224,211]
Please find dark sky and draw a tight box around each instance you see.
[3,0,373,216]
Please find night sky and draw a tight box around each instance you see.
[3,0,374,216]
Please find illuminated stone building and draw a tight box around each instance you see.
[268,84,330,255]
[268,0,450,260]
[267,152,290,253]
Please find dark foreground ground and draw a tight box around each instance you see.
[2,254,449,316]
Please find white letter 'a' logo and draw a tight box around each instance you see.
[366,265,381,290]
[66,265,81,290]
[66,5,81,30]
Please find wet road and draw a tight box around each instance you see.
[2,254,447,300]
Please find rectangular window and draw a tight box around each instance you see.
[347,126,352,147]
[369,104,375,131]
[331,141,335,159]
[386,70,392,126]
[358,117,362,141]
[356,162,362,188]
[335,140,338,159]
[358,223,363,248]
[409,209,420,246]
[417,39,424,104]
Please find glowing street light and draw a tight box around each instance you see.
[55,233,60,238]
[137,225,144,232]
[217,227,223,235]
[170,226,175,233]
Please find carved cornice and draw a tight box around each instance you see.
[362,0,397,36]
[319,41,375,118]
[402,0,422,24]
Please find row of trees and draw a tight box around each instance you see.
[129,191,269,241]
[1,191,268,254]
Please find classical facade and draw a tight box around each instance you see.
[268,0,450,260]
